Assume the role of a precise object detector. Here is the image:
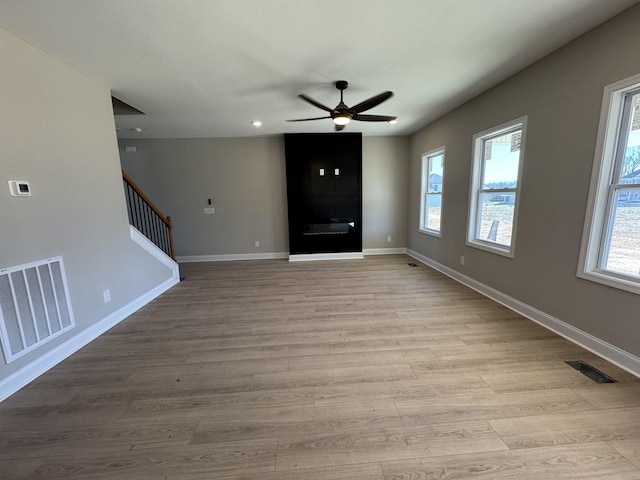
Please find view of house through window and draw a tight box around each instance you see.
[579,77,640,295]
[602,91,640,277]
[419,148,444,235]
[468,118,526,256]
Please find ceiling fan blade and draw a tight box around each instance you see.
[334,124,346,132]
[287,116,332,122]
[350,91,393,113]
[353,114,397,122]
[298,94,334,113]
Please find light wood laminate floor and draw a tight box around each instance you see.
[1,255,640,479]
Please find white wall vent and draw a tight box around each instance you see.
[0,257,75,364]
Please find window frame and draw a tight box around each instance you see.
[419,147,445,237]
[578,74,640,295]
[467,116,527,258]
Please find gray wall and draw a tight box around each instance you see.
[363,137,409,250]
[120,138,289,257]
[120,136,410,257]
[0,28,173,378]
[408,4,640,356]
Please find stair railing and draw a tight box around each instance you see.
[122,171,175,260]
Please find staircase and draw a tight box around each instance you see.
[122,171,175,260]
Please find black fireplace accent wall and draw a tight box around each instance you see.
[285,133,362,255]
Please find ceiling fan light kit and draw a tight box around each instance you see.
[288,80,396,131]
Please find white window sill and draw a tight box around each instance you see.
[419,228,441,238]
[466,239,514,258]
[577,269,640,296]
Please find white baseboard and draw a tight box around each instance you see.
[364,247,407,256]
[289,252,364,262]
[407,249,640,378]
[177,252,289,263]
[178,249,407,263]
[0,274,179,403]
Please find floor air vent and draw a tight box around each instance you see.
[0,257,75,363]
[565,360,616,383]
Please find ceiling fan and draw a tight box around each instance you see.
[288,80,396,131]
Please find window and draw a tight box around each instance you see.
[419,148,445,236]
[578,74,640,295]
[467,117,527,257]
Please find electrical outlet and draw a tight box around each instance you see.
[255,240,260,248]
[460,256,465,266]
[103,289,111,303]
[387,236,392,243]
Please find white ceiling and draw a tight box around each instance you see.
[1,0,638,139]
